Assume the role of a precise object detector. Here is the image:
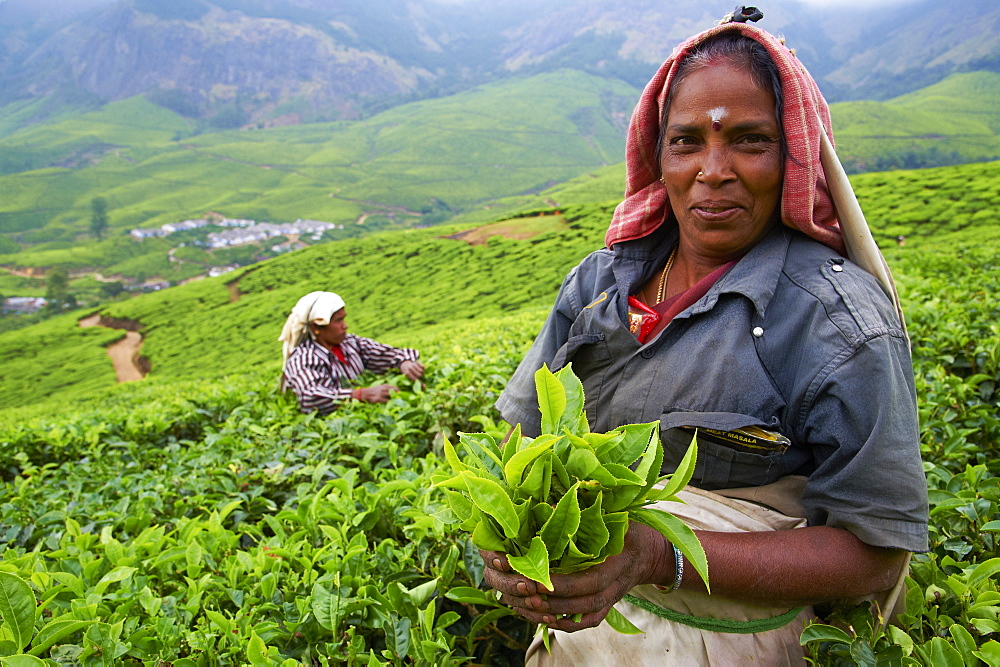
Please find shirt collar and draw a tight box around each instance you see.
[612,224,791,320]
[699,226,790,319]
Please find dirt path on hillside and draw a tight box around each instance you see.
[79,314,146,383]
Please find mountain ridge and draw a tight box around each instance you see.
[2,0,998,131]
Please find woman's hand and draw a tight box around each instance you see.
[480,521,672,632]
[399,360,425,381]
[356,384,397,403]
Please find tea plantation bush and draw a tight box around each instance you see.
[0,317,540,664]
[0,178,998,663]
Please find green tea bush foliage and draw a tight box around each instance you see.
[0,160,997,664]
[0,311,122,407]
[0,321,539,664]
[852,160,1000,247]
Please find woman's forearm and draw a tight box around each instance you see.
[682,526,906,606]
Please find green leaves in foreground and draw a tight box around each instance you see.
[433,363,708,635]
[0,571,101,660]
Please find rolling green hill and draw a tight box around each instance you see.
[1,159,998,411]
[4,68,999,290]
[0,70,636,267]
[829,72,1000,172]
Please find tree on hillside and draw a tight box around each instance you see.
[90,197,109,241]
[45,268,71,311]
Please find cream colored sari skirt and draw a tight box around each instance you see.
[525,484,815,666]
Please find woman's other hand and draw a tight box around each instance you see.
[480,521,672,632]
[356,384,397,403]
[399,360,425,381]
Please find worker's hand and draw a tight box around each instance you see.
[480,521,672,632]
[356,384,397,403]
[400,360,425,381]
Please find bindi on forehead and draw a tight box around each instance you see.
[708,106,727,131]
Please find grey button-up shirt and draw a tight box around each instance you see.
[496,225,928,552]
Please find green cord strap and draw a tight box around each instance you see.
[622,594,804,634]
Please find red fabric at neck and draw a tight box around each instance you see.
[329,345,346,363]
[644,260,737,341]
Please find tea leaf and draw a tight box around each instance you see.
[561,538,598,568]
[463,473,520,540]
[632,508,709,592]
[656,432,698,498]
[923,637,965,667]
[28,619,96,657]
[519,454,552,502]
[443,437,471,475]
[565,447,618,487]
[601,512,629,559]
[551,453,571,492]
[0,655,46,666]
[539,482,582,560]
[407,578,438,608]
[501,423,522,466]
[604,606,643,634]
[556,364,588,436]
[602,463,645,486]
[445,587,501,607]
[603,483,646,513]
[536,364,567,434]
[312,582,342,631]
[969,558,1000,588]
[443,490,476,529]
[504,439,556,487]
[596,422,657,466]
[0,572,36,652]
[949,623,978,666]
[507,536,553,591]
[633,427,664,491]
[799,623,854,645]
[471,518,507,552]
[574,492,610,557]
[532,502,555,530]
[247,631,269,663]
[461,432,505,479]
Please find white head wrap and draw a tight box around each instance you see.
[278,291,346,365]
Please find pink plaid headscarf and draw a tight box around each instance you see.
[605,22,845,255]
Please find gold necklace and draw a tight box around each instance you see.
[655,246,678,304]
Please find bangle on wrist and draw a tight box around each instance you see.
[670,545,685,592]
[654,545,685,592]
[351,388,362,400]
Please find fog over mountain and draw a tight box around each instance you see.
[0,0,996,128]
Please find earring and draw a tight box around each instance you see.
[697,171,704,178]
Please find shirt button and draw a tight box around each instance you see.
[641,348,654,358]
[752,327,764,338]
[831,265,844,273]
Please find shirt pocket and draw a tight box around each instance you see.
[551,332,609,371]
[659,411,790,490]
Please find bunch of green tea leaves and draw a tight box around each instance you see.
[433,363,708,635]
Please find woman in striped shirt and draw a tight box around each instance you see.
[279,291,424,414]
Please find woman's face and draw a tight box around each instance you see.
[659,61,783,261]
[313,308,348,348]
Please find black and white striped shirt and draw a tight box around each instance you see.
[283,335,419,414]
